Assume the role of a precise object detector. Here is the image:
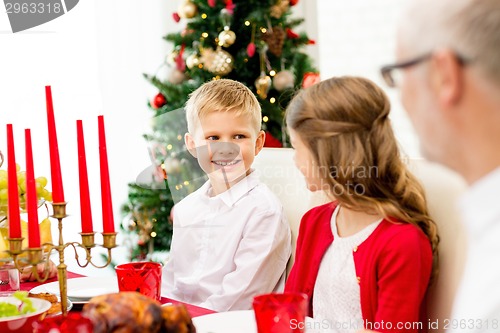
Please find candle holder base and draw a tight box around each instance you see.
[80,232,96,248]
[7,237,24,256]
[28,248,43,265]
[51,202,68,219]
[7,202,117,316]
[102,232,117,249]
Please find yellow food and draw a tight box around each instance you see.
[0,218,53,260]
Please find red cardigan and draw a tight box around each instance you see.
[285,202,432,333]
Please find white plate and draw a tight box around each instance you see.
[29,277,119,304]
[192,310,257,333]
[192,310,316,333]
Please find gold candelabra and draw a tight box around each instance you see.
[6,202,117,316]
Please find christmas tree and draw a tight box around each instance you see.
[121,0,318,261]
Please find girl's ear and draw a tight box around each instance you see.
[185,133,198,158]
[254,130,266,156]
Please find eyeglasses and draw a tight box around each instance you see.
[380,53,432,88]
[380,53,469,88]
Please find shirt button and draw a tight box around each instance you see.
[353,246,358,252]
[357,276,361,284]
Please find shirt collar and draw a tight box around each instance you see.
[201,169,260,207]
[459,166,500,234]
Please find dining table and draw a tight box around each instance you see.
[20,271,216,318]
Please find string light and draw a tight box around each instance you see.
[270,97,276,104]
[269,70,276,76]
[177,135,182,140]
[263,116,269,122]
[151,232,157,238]
[260,27,267,33]
[167,144,173,150]
[183,181,190,186]
[201,13,207,19]
[245,20,251,26]
[201,32,209,38]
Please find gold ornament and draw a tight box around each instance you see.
[255,72,272,99]
[200,48,215,69]
[273,70,295,91]
[178,0,198,19]
[270,0,290,18]
[218,28,236,47]
[186,53,201,69]
[206,47,234,76]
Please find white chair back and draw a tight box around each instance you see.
[407,159,467,331]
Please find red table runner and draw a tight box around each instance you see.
[21,272,215,318]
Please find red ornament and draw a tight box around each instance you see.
[302,72,321,89]
[208,0,216,7]
[290,0,299,5]
[151,93,167,109]
[286,28,299,39]
[308,39,316,45]
[175,44,186,71]
[225,0,235,14]
[247,42,256,57]
[172,12,181,22]
[264,131,283,148]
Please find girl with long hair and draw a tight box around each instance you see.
[285,76,438,333]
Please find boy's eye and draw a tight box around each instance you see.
[234,134,246,139]
[206,136,219,140]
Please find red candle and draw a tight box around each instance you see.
[45,86,65,203]
[25,129,41,248]
[77,120,93,234]
[6,124,21,239]
[98,116,114,233]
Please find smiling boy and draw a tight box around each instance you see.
[161,79,291,312]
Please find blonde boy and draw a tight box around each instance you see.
[161,79,291,312]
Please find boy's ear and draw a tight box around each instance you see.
[185,133,198,158]
[254,130,266,156]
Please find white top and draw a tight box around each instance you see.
[161,171,291,312]
[450,167,500,333]
[313,205,381,333]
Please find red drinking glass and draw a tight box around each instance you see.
[33,313,93,333]
[253,292,308,333]
[115,262,162,301]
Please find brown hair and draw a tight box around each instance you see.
[286,76,439,282]
[185,79,262,134]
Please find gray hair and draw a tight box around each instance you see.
[399,0,500,86]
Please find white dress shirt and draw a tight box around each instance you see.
[450,167,500,333]
[162,170,291,312]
